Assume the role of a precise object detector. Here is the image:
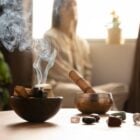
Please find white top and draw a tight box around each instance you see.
[0,109,139,140]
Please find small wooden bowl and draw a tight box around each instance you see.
[75,92,113,114]
[10,96,63,122]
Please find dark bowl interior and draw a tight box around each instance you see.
[75,92,113,114]
[10,96,63,122]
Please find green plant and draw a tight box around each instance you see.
[110,10,120,28]
[0,51,12,110]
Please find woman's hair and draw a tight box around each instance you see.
[51,0,77,29]
[52,0,64,28]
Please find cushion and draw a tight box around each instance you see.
[53,82,129,110]
[53,83,81,108]
[92,83,129,110]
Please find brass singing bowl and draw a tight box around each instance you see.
[75,92,113,114]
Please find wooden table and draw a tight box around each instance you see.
[0,109,139,140]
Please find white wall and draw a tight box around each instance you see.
[89,40,136,86]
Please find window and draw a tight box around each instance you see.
[33,0,140,39]
[32,0,53,39]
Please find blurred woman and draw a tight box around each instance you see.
[44,0,92,83]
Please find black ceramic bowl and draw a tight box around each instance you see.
[10,96,63,122]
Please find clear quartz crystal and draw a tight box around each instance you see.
[133,113,140,125]
[71,116,80,123]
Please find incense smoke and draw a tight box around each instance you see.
[0,0,57,85]
[33,39,57,85]
[0,0,32,51]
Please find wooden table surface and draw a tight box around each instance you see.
[0,108,139,140]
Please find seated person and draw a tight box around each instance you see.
[44,0,128,109]
[45,0,91,83]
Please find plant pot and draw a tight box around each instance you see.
[106,27,122,45]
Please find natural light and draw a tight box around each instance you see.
[33,0,140,39]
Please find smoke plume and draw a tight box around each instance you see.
[0,0,32,51]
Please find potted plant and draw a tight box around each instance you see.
[0,50,12,110]
[110,10,120,28]
[106,10,122,45]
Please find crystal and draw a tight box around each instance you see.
[71,116,80,123]
[133,113,140,125]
